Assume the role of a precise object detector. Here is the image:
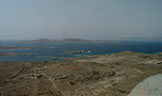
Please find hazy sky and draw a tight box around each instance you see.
[0,0,162,40]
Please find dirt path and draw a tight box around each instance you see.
[39,71,68,96]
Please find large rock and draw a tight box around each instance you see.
[128,74,162,96]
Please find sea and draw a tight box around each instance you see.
[0,41,162,62]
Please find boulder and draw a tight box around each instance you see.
[128,74,162,96]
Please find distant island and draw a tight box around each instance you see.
[16,38,120,44]
[0,46,38,50]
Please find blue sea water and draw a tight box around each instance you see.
[0,41,162,62]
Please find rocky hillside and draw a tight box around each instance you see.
[0,51,162,96]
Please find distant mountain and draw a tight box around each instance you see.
[17,38,119,44]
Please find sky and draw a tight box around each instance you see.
[0,0,162,40]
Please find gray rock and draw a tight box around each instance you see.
[128,74,162,96]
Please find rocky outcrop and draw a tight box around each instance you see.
[128,74,162,96]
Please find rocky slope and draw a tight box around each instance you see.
[128,74,162,96]
[0,51,162,96]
